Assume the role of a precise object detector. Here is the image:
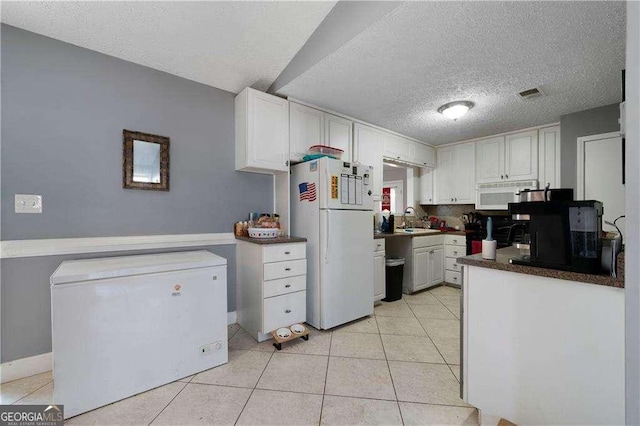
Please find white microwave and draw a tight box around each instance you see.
[476,180,538,210]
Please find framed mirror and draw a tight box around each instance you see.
[123,130,170,191]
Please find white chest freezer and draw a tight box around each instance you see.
[50,250,228,419]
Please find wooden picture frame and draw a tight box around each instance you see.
[123,129,170,191]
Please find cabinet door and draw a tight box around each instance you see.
[538,126,561,188]
[324,113,352,162]
[436,146,456,203]
[383,133,411,162]
[413,247,430,290]
[455,142,476,204]
[374,253,386,302]
[505,130,538,181]
[419,168,436,204]
[353,123,385,198]
[428,246,445,286]
[412,142,436,168]
[289,102,324,162]
[476,136,505,183]
[246,89,289,172]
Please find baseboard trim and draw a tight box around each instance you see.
[1,233,237,259]
[1,352,52,384]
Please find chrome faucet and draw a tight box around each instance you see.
[402,206,417,229]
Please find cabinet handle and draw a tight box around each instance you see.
[453,251,458,255]
[285,284,291,288]
[430,250,434,254]
[429,198,432,202]
[285,309,291,314]
[450,198,454,202]
[284,251,291,255]
[212,276,217,281]
[452,239,457,244]
[285,267,291,271]
[501,175,503,179]
[505,174,509,179]
[454,263,458,268]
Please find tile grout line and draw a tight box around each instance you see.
[10,379,54,405]
[233,345,277,426]
[318,330,334,426]
[147,379,190,425]
[375,310,404,425]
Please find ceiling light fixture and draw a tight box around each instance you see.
[437,101,474,120]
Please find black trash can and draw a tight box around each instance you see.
[383,257,405,302]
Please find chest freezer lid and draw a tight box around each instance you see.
[50,250,226,285]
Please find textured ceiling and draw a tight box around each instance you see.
[0,1,336,93]
[276,1,626,145]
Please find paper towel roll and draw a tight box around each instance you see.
[482,240,497,260]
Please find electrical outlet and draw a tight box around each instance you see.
[199,341,223,355]
[15,194,42,213]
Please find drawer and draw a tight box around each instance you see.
[445,245,465,259]
[264,259,307,281]
[445,270,462,285]
[263,290,306,333]
[412,234,444,249]
[263,243,306,263]
[445,234,466,247]
[445,258,462,272]
[373,239,386,253]
[263,275,306,298]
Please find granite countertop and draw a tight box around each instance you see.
[457,246,624,288]
[235,236,307,245]
[374,230,468,239]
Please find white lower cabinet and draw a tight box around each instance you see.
[373,239,386,303]
[237,240,307,342]
[444,234,465,286]
[386,234,444,294]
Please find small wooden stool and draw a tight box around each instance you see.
[271,325,310,351]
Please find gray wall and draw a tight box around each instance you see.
[560,103,620,189]
[1,25,273,362]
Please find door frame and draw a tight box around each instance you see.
[576,132,622,200]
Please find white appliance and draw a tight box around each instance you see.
[291,157,374,329]
[50,251,228,419]
[475,179,538,210]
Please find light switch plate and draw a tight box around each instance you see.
[15,194,42,213]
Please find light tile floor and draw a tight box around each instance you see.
[1,285,477,425]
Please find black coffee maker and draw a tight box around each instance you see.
[508,200,604,274]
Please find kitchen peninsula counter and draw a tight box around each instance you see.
[374,230,468,239]
[457,246,624,288]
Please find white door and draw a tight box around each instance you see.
[436,146,456,203]
[419,168,435,204]
[319,209,374,329]
[374,253,385,302]
[429,246,445,286]
[538,126,561,188]
[290,102,324,162]
[412,142,436,168]
[249,90,289,172]
[325,113,352,162]
[413,247,430,291]
[578,133,625,236]
[505,130,538,181]
[476,136,505,183]
[455,142,476,204]
[353,123,385,199]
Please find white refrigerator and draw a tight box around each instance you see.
[291,157,374,329]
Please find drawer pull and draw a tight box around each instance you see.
[453,251,458,255]
[285,284,291,288]
[454,264,458,268]
[452,239,458,244]
[212,276,217,280]
[284,251,291,255]
[285,267,291,271]
[285,309,292,314]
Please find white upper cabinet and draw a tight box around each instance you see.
[411,143,436,168]
[505,130,538,181]
[419,168,436,204]
[537,126,561,188]
[383,133,411,163]
[289,102,324,162]
[289,102,353,162]
[436,142,475,204]
[353,123,385,198]
[476,136,506,183]
[324,113,352,162]
[235,88,289,174]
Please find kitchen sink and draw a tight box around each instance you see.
[394,228,441,234]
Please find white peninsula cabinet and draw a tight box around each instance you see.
[373,238,386,303]
[289,102,353,162]
[235,88,289,173]
[353,123,385,199]
[476,130,538,183]
[386,234,444,294]
[436,142,475,204]
[236,240,307,342]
